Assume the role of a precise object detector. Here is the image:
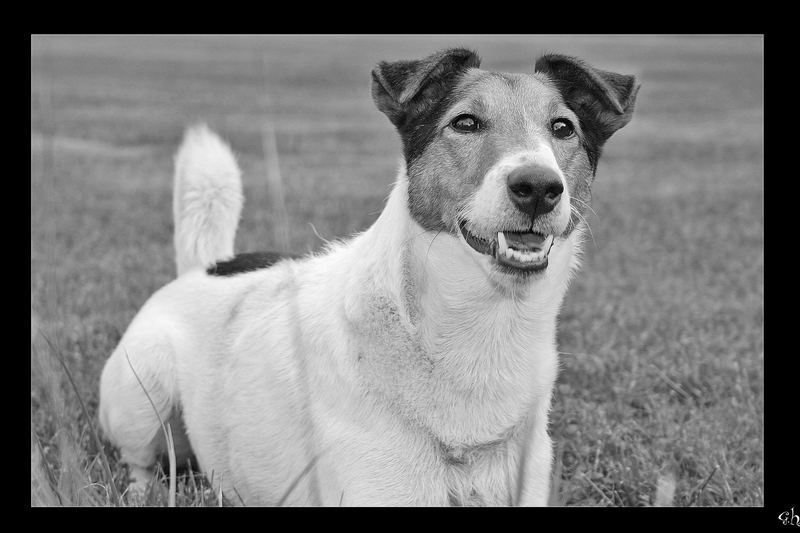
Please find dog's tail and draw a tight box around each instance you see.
[173,124,243,276]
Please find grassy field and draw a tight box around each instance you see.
[30,35,763,506]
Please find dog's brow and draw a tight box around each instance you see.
[547,100,563,118]
[546,99,580,124]
[450,97,489,116]
[448,76,516,119]
[452,70,505,101]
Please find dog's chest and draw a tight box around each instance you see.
[439,438,518,506]
[351,291,557,447]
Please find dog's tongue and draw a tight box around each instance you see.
[502,231,547,251]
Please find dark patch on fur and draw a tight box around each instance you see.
[371,48,481,135]
[535,54,639,173]
[402,89,460,168]
[206,251,298,277]
[372,49,481,231]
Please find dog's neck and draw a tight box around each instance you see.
[342,169,582,446]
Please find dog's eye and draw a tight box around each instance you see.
[551,118,575,139]
[450,114,483,133]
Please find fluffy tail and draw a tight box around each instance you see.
[173,124,243,276]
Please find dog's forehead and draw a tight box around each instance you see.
[453,68,563,117]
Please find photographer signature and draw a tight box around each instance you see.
[780,508,800,527]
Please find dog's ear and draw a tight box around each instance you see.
[372,48,481,130]
[535,54,640,144]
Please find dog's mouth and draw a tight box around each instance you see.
[458,220,555,273]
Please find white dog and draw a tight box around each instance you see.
[99,48,638,506]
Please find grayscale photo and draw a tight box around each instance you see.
[30,34,764,507]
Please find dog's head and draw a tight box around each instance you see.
[372,48,639,280]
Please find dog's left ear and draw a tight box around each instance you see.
[372,48,481,131]
[535,54,640,144]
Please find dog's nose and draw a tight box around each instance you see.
[506,165,564,218]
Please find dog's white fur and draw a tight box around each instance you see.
[172,124,243,276]
[99,122,585,506]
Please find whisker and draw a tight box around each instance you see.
[424,230,443,267]
[571,197,599,220]
[402,228,438,247]
[570,205,596,247]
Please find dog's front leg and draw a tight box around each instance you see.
[512,401,554,506]
[517,433,553,506]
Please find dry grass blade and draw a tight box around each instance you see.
[186,459,200,506]
[277,454,321,506]
[308,222,330,245]
[165,423,177,507]
[688,464,718,506]
[583,472,615,506]
[31,427,64,506]
[260,56,291,253]
[123,350,176,507]
[231,484,247,506]
[39,331,121,505]
[654,366,694,404]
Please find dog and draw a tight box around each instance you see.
[98,48,638,506]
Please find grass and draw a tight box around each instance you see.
[30,34,763,506]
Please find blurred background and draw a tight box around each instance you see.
[30,35,763,506]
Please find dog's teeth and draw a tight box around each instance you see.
[497,232,508,256]
[495,232,554,264]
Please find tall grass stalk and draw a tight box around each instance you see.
[260,55,291,253]
[31,330,118,506]
[123,351,177,507]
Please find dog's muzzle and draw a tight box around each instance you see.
[458,220,555,273]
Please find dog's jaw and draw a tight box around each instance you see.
[457,220,557,275]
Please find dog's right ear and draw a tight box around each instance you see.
[535,54,639,172]
[535,54,639,143]
[371,48,481,130]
